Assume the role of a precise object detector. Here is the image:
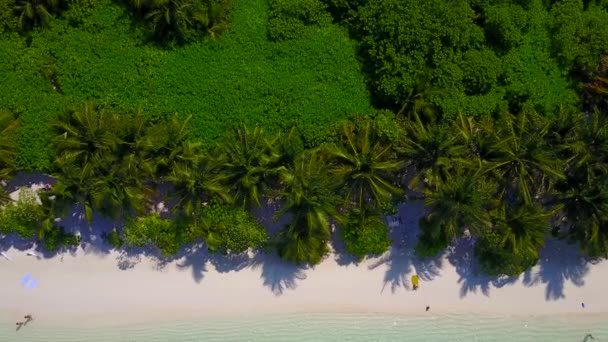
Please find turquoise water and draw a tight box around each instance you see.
[1,313,606,341]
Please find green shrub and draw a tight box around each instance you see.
[550,0,608,71]
[475,230,538,277]
[41,226,81,252]
[0,188,43,239]
[267,0,331,41]
[414,217,450,258]
[123,213,181,255]
[198,204,268,254]
[341,210,390,260]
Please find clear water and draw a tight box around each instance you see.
[1,313,606,341]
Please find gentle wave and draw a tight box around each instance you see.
[1,313,606,341]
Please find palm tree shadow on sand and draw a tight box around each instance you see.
[447,237,518,298]
[522,239,590,300]
[448,238,591,300]
[248,252,308,295]
[367,201,443,293]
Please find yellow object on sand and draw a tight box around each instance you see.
[411,275,419,288]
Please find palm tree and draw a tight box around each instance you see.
[555,170,608,257]
[400,111,469,190]
[325,120,403,209]
[50,163,99,223]
[144,114,193,177]
[167,151,232,218]
[569,109,608,173]
[0,111,19,180]
[216,126,279,209]
[420,166,495,247]
[274,150,340,264]
[191,0,230,39]
[395,73,444,122]
[52,102,120,176]
[144,0,193,44]
[485,110,565,205]
[491,202,550,260]
[452,112,497,163]
[13,0,65,30]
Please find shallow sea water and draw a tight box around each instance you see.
[1,313,606,341]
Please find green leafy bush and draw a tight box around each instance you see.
[0,188,42,239]
[41,226,81,252]
[414,217,450,258]
[475,230,538,277]
[123,213,181,255]
[550,0,608,71]
[267,0,331,41]
[341,209,390,260]
[198,204,268,254]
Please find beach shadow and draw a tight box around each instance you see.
[4,171,54,194]
[369,247,414,293]
[447,237,519,298]
[249,252,308,296]
[523,239,590,300]
[368,201,441,293]
[175,244,210,283]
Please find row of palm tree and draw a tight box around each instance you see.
[407,107,608,274]
[42,103,405,263]
[3,100,608,272]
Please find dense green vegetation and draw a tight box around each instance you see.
[1,0,608,277]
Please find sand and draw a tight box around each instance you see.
[0,237,606,328]
[1,177,607,327]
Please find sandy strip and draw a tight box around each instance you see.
[0,239,606,328]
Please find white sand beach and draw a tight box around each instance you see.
[1,178,607,328]
[1,231,607,327]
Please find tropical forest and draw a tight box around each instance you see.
[1,0,608,277]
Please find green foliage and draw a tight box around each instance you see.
[0,0,19,32]
[41,225,80,251]
[483,3,529,52]
[460,48,502,95]
[13,0,68,31]
[341,208,390,260]
[123,213,181,255]
[125,0,231,45]
[0,188,41,238]
[475,228,538,277]
[267,0,331,41]
[325,118,404,209]
[274,150,340,264]
[550,0,608,71]
[216,126,280,209]
[357,0,485,107]
[104,229,124,248]
[63,0,97,27]
[0,0,370,170]
[415,216,450,258]
[0,111,20,179]
[198,203,268,253]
